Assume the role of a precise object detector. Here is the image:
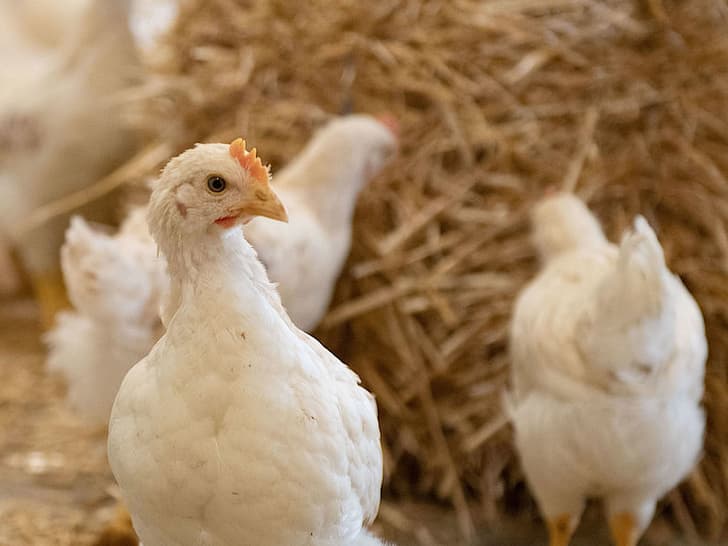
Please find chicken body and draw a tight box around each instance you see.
[46,209,165,424]
[166,114,398,330]
[108,141,384,546]
[48,114,397,426]
[509,193,706,546]
[0,0,140,327]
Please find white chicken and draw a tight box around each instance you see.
[0,0,75,298]
[46,114,397,426]
[46,208,166,425]
[235,114,398,331]
[108,139,386,546]
[0,0,141,328]
[508,192,707,546]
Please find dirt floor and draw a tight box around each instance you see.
[0,296,722,546]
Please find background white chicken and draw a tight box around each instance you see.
[46,113,398,426]
[46,208,166,425]
[240,114,398,331]
[0,0,141,328]
[0,1,87,63]
[108,139,385,546]
[508,192,707,546]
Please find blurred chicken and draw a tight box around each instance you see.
[0,1,88,52]
[108,138,385,546]
[221,113,398,330]
[0,0,82,296]
[0,0,141,328]
[47,114,397,427]
[508,193,707,546]
[46,209,166,425]
[0,0,177,57]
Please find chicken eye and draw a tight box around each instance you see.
[207,176,227,193]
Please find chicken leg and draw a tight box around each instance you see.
[547,514,579,546]
[0,235,21,295]
[31,268,69,329]
[93,502,138,546]
[609,513,640,546]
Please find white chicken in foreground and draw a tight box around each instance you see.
[46,114,397,426]
[509,193,707,546]
[108,139,386,546]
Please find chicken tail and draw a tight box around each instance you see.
[62,215,103,262]
[62,215,158,323]
[530,192,608,263]
[615,216,667,317]
[61,216,107,311]
[576,216,676,388]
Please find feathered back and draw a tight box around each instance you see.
[575,216,677,388]
[61,216,161,325]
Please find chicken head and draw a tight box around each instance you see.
[148,139,288,245]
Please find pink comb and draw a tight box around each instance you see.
[376,114,399,138]
[229,138,269,184]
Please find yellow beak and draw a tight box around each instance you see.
[240,186,288,223]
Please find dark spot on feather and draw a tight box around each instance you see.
[240,331,246,340]
[0,113,43,154]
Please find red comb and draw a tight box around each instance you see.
[376,114,399,138]
[229,138,269,184]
